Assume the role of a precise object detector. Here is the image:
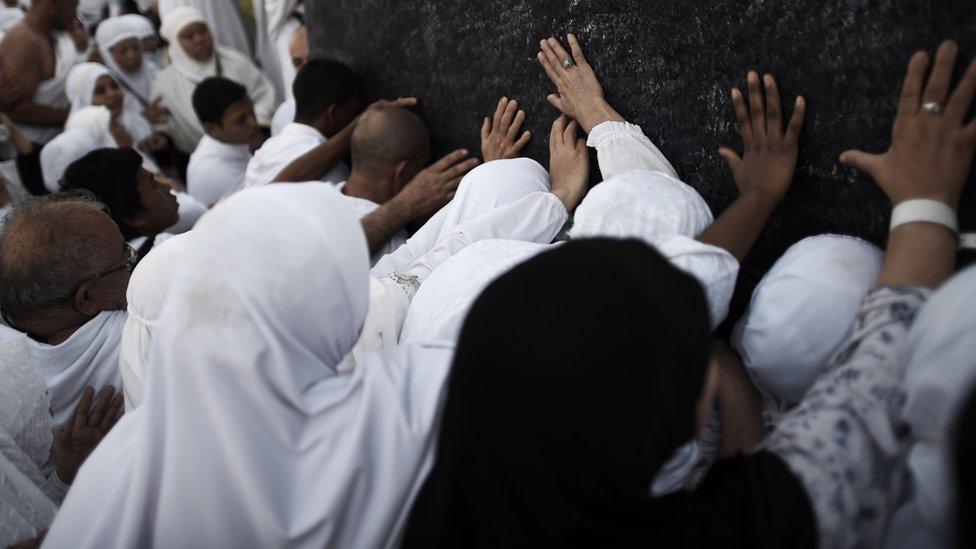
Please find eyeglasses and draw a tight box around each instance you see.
[78,243,139,286]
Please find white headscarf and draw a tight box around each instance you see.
[44,184,455,548]
[570,170,738,327]
[901,265,976,542]
[64,105,116,149]
[65,63,153,143]
[732,235,883,407]
[95,16,158,104]
[118,13,156,40]
[76,0,107,26]
[0,7,23,42]
[39,128,98,193]
[118,233,192,412]
[159,7,216,83]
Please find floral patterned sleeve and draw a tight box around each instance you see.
[761,285,930,549]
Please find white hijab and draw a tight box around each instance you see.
[39,129,98,193]
[64,105,116,149]
[901,265,976,543]
[65,62,152,144]
[95,17,158,104]
[570,170,739,327]
[731,235,883,408]
[44,184,454,548]
[118,233,191,412]
[0,335,60,546]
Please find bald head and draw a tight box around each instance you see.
[351,106,430,180]
[0,192,120,321]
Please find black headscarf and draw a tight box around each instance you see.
[402,238,816,548]
[403,238,709,546]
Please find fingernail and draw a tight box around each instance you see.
[764,74,773,84]
[748,71,757,81]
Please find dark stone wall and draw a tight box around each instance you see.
[307,0,976,329]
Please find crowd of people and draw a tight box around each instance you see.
[0,0,973,548]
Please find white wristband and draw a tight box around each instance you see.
[890,199,958,234]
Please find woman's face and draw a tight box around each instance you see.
[91,74,125,116]
[177,22,214,62]
[109,37,144,73]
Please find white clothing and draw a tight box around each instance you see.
[168,191,206,234]
[244,122,349,188]
[0,312,125,437]
[158,0,252,57]
[898,265,976,547]
[186,134,251,206]
[153,7,276,153]
[272,16,301,100]
[17,34,76,145]
[334,182,407,264]
[39,128,98,193]
[118,233,190,412]
[588,120,679,181]
[372,157,555,277]
[65,105,161,174]
[95,17,159,105]
[732,235,884,408]
[0,7,23,40]
[271,96,295,136]
[77,0,107,26]
[252,0,301,101]
[0,335,68,546]
[44,184,453,549]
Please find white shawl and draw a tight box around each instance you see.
[43,184,453,548]
[95,17,158,104]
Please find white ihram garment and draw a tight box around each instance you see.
[244,122,349,188]
[39,129,98,193]
[17,34,76,145]
[186,134,252,206]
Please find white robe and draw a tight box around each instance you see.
[252,0,302,101]
[153,7,276,153]
[731,235,883,409]
[43,183,454,549]
[270,96,295,136]
[243,122,349,188]
[334,182,407,264]
[0,312,125,437]
[186,134,252,206]
[17,34,76,145]
[0,334,65,546]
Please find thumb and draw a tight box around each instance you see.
[839,149,882,176]
[717,147,742,171]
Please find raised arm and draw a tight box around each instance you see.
[272,97,419,183]
[763,40,974,549]
[697,72,805,262]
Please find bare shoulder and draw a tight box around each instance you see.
[0,24,45,59]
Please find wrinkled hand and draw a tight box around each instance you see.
[109,118,134,148]
[0,75,24,111]
[55,386,123,484]
[538,34,623,133]
[398,149,480,219]
[719,71,805,204]
[142,98,170,124]
[548,115,588,211]
[481,97,531,161]
[841,40,976,208]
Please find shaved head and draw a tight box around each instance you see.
[351,106,430,180]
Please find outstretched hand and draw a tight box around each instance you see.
[481,97,532,162]
[719,71,806,204]
[55,386,124,484]
[399,149,480,219]
[537,34,624,133]
[840,40,976,208]
[548,115,589,211]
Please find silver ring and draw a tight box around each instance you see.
[922,101,944,115]
[562,57,575,69]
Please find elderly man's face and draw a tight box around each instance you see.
[78,210,132,313]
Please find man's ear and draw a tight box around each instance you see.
[392,160,411,192]
[73,282,102,317]
[202,121,222,137]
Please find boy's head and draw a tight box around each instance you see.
[293,58,362,137]
[192,76,259,145]
[61,148,180,240]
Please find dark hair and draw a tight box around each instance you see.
[61,148,144,239]
[192,76,249,126]
[293,58,362,122]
